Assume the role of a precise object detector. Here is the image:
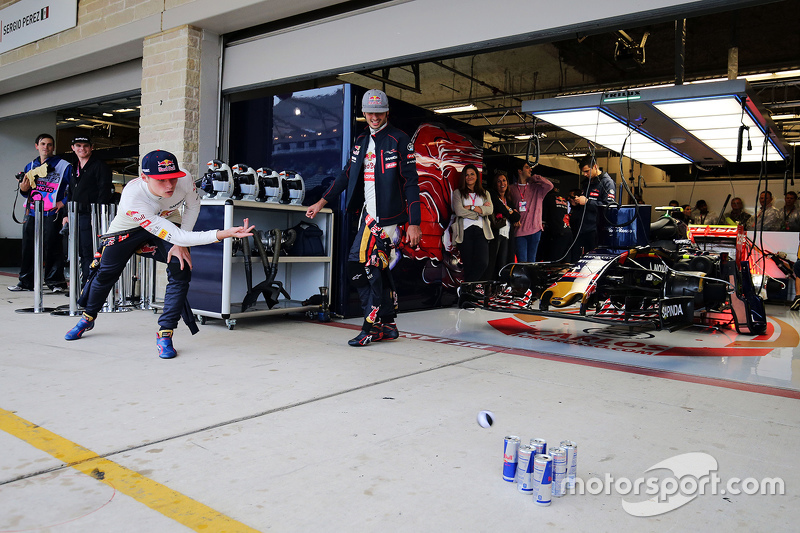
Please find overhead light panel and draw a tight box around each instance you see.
[433,103,477,114]
[521,80,790,166]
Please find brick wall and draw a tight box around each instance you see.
[140,25,202,179]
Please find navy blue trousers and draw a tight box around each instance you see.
[80,228,190,330]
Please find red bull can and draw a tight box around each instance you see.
[516,445,535,493]
[530,438,547,455]
[560,440,578,490]
[532,454,553,506]
[503,436,520,482]
[550,447,568,497]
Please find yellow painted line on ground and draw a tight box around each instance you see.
[0,408,259,532]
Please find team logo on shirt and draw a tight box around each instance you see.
[158,229,169,239]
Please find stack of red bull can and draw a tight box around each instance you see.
[502,436,577,506]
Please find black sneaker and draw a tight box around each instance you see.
[381,322,399,341]
[348,331,373,347]
[791,297,800,311]
[369,324,384,342]
[7,284,32,292]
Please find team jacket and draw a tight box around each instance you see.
[578,172,616,232]
[322,123,421,226]
[106,174,218,247]
[70,154,113,208]
[21,156,71,214]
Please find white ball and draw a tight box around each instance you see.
[477,410,494,428]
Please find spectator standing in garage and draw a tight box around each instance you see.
[569,155,615,262]
[690,199,718,225]
[485,169,519,279]
[748,191,782,231]
[67,136,114,287]
[452,164,493,282]
[724,197,752,227]
[540,187,572,262]
[781,191,800,231]
[509,162,552,262]
[9,133,71,293]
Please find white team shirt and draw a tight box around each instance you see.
[106,173,219,247]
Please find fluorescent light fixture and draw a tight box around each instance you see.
[743,69,800,82]
[102,112,113,117]
[521,80,790,166]
[515,134,534,140]
[532,107,691,165]
[771,114,800,121]
[433,103,477,114]
[653,95,784,163]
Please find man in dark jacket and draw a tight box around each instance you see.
[540,188,572,262]
[306,89,421,347]
[570,155,616,262]
[68,136,114,286]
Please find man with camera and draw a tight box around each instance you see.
[9,133,72,292]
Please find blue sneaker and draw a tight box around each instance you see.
[65,313,95,340]
[156,329,177,359]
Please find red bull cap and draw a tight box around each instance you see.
[141,150,187,180]
[362,89,389,113]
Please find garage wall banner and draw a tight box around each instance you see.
[0,0,76,54]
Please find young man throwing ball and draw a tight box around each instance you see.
[65,150,254,358]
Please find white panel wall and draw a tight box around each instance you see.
[222,0,743,92]
[0,112,57,241]
[0,60,142,121]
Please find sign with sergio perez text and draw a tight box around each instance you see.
[0,0,77,54]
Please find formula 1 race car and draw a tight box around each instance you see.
[458,217,767,335]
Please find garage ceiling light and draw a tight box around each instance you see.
[433,103,477,114]
[521,80,790,166]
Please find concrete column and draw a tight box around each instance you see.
[140,25,203,178]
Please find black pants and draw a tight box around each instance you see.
[19,212,66,289]
[569,230,598,263]
[346,216,398,330]
[81,228,190,330]
[541,230,573,262]
[77,212,96,286]
[485,234,509,280]
[457,225,489,282]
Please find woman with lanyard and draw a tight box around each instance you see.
[452,164,493,282]
[485,169,520,279]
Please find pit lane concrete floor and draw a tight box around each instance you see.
[1,278,798,532]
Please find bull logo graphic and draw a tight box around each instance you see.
[158,159,177,172]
